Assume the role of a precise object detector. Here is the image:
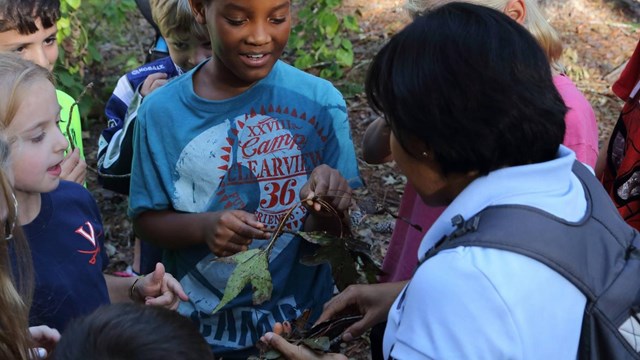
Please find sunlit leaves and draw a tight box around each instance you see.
[287,0,360,79]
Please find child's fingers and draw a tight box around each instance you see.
[141,73,169,96]
[68,157,87,184]
[282,320,292,336]
[227,212,269,240]
[333,186,351,211]
[60,149,85,184]
[273,322,284,335]
[234,211,267,232]
[149,79,168,92]
[225,239,251,254]
[144,292,179,309]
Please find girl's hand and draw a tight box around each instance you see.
[300,165,352,214]
[204,210,269,257]
[59,148,87,184]
[135,263,189,310]
[260,332,347,360]
[29,325,60,357]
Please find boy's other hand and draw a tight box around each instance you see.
[140,72,169,97]
[136,262,189,310]
[300,165,352,214]
[60,148,87,184]
[205,210,270,257]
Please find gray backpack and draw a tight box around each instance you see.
[422,162,640,359]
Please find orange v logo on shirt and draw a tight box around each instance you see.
[75,221,100,264]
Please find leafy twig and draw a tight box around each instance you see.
[65,82,93,151]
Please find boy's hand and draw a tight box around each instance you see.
[205,210,270,257]
[135,262,189,310]
[60,148,87,184]
[300,165,352,214]
[140,72,169,97]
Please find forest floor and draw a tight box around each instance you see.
[84,0,640,358]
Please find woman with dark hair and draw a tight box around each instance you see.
[262,2,603,358]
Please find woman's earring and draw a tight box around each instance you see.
[422,151,429,158]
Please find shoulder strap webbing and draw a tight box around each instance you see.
[422,162,639,302]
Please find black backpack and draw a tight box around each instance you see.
[422,162,640,359]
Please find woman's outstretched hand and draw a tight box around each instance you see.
[314,282,407,342]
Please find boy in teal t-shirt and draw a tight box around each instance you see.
[129,0,362,357]
[0,0,86,184]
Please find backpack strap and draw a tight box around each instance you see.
[422,161,640,301]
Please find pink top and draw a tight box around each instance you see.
[553,74,599,168]
[379,183,445,282]
[379,75,599,283]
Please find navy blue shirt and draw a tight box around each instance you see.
[23,181,110,331]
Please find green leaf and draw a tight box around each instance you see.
[318,12,340,38]
[343,15,359,32]
[87,44,103,62]
[301,337,331,352]
[64,0,81,10]
[335,48,354,67]
[211,249,272,314]
[325,0,341,8]
[301,240,360,291]
[263,349,284,359]
[288,34,305,51]
[341,38,353,50]
[294,54,314,69]
[297,231,340,246]
[298,7,313,20]
[319,68,335,79]
[57,17,71,31]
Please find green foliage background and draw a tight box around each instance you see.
[57,0,149,123]
[289,0,359,79]
[56,0,360,126]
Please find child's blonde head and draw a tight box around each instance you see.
[0,53,54,134]
[151,0,208,42]
[404,0,562,67]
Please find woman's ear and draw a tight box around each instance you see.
[188,0,207,25]
[504,0,526,24]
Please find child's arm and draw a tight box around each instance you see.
[300,164,353,235]
[133,209,270,257]
[104,262,188,309]
[362,117,393,164]
[595,132,611,179]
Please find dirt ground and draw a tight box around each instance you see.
[84,0,640,357]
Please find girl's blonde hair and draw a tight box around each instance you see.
[0,136,35,360]
[404,0,563,69]
[0,53,48,359]
[0,53,54,134]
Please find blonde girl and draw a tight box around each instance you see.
[0,137,60,359]
[0,53,188,333]
[0,136,34,360]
